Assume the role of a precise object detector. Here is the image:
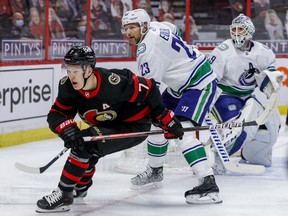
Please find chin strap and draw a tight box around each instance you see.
[81,65,93,89]
[81,73,92,89]
[136,26,149,45]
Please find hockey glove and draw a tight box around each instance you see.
[255,69,284,99]
[59,125,85,151]
[156,109,184,139]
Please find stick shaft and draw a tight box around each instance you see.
[84,121,257,141]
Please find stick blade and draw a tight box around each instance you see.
[224,162,265,174]
[15,162,41,174]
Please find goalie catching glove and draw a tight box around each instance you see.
[156,109,184,139]
[255,69,284,99]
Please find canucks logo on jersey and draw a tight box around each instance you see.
[239,63,259,86]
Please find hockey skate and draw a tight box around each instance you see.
[185,175,222,204]
[131,166,163,189]
[36,188,74,213]
[74,188,88,199]
[74,180,93,199]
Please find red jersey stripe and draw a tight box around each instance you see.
[55,97,74,110]
[123,105,151,122]
[129,73,139,102]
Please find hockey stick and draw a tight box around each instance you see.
[208,92,279,153]
[82,121,256,141]
[13,117,266,174]
[83,93,278,142]
[15,148,68,174]
[205,116,265,174]
[15,94,277,174]
[204,93,279,174]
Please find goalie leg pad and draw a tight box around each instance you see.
[238,96,263,140]
[241,108,281,167]
[220,97,263,155]
[242,130,273,167]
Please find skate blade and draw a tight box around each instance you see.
[130,181,163,190]
[35,205,70,213]
[186,192,223,204]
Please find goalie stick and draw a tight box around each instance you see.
[205,116,265,174]
[15,93,277,174]
[204,93,279,174]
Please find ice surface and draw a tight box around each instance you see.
[0,117,287,216]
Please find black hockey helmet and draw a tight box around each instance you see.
[64,46,96,68]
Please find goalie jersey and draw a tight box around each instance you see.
[136,21,216,96]
[208,39,276,97]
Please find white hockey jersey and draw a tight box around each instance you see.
[136,21,216,97]
[208,39,276,97]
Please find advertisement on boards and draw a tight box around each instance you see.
[0,68,54,123]
[276,58,288,105]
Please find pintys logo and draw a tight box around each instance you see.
[277,66,288,87]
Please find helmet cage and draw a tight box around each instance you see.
[230,14,255,48]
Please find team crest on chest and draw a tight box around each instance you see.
[108,73,121,85]
[81,109,117,125]
[137,43,146,57]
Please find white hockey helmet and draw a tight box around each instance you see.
[121,9,150,34]
[230,14,255,48]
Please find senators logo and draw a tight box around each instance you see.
[108,73,121,85]
[80,109,117,125]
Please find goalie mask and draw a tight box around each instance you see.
[230,14,255,48]
[121,9,150,43]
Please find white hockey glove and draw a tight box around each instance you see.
[255,69,284,98]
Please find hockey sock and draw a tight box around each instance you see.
[58,155,90,192]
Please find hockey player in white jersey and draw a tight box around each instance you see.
[208,14,283,171]
[122,9,222,204]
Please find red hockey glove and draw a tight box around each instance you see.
[156,109,184,139]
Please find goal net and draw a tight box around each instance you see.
[113,130,212,174]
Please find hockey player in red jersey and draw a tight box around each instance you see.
[36,45,183,213]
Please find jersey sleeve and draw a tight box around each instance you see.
[208,43,229,81]
[47,77,78,134]
[265,47,276,71]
